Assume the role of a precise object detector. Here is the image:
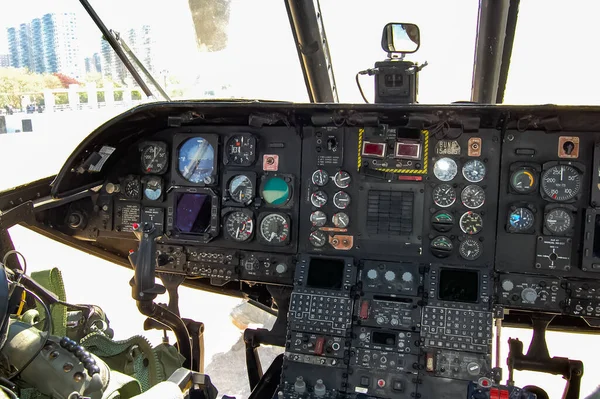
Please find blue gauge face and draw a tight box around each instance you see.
[178,138,215,183]
[261,177,290,206]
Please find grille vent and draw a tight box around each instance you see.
[366,190,414,237]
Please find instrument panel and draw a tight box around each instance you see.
[39,104,600,399]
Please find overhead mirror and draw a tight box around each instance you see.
[381,22,420,54]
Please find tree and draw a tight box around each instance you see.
[53,73,81,88]
[0,67,62,108]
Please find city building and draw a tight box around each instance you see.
[100,39,126,82]
[100,25,156,83]
[93,53,101,73]
[0,54,9,68]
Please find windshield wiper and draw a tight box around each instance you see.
[78,0,170,101]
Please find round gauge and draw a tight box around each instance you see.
[178,137,215,184]
[462,159,486,183]
[461,185,485,209]
[332,212,350,228]
[261,176,291,206]
[432,210,454,232]
[433,158,458,182]
[309,230,327,248]
[310,211,327,227]
[510,169,536,194]
[311,191,328,208]
[229,175,254,204]
[312,170,329,187]
[545,208,574,234]
[430,236,453,258]
[124,178,140,199]
[259,213,290,244]
[143,177,162,201]
[459,211,483,235]
[508,207,535,232]
[333,191,351,209]
[226,135,256,166]
[541,165,581,201]
[433,184,457,208]
[224,211,254,242]
[459,239,483,261]
[141,143,168,174]
[334,171,351,188]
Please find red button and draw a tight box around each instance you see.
[315,337,325,355]
[132,223,140,230]
[500,390,509,399]
[377,379,385,388]
[360,301,369,319]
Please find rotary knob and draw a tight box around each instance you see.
[376,316,385,325]
[294,377,306,394]
[402,272,413,282]
[314,380,326,397]
[367,269,378,280]
[275,263,287,274]
[467,362,481,376]
[390,318,399,326]
[521,287,538,303]
[501,279,514,291]
[384,271,396,282]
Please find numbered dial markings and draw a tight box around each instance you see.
[510,168,536,194]
[460,211,483,235]
[459,239,483,261]
[141,143,168,174]
[310,211,327,227]
[332,212,350,228]
[430,236,453,258]
[259,214,290,244]
[311,170,329,187]
[541,165,581,201]
[462,159,486,183]
[545,208,574,235]
[461,185,485,209]
[433,184,457,208]
[226,135,256,166]
[334,171,351,188]
[224,211,254,242]
[434,158,458,182]
[508,207,535,232]
[311,191,328,208]
[333,191,351,209]
[309,230,327,247]
[229,175,254,204]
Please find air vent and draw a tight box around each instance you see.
[367,190,414,237]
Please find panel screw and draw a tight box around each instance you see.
[73,372,84,382]
[63,363,73,372]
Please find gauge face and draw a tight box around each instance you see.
[430,236,453,258]
[229,175,254,204]
[508,207,535,232]
[510,169,536,193]
[261,177,291,206]
[124,178,140,199]
[312,170,329,187]
[334,171,351,188]
[333,191,351,209]
[461,185,485,209]
[141,143,168,174]
[309,230,327,247]
[259,213,290,244]
[224,211,254,242]
[541,165,581,201]
[311,191,328,208]
[310,211,327,227]
[178,137,215,184]
[226,135,256,166]
[433,184,457,208]
[460,211,483,235]
[332,212,350,228]
[432,210,454,232]
[143,177,162,201]
[459,239,483,261]
[433,158,458,182]
[545,208,574,234]
[462,160,486,183]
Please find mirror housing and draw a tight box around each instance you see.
[381,22,420,54]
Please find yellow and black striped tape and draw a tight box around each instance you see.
[357,128,429,174]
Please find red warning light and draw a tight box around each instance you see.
[395,141,421,160]
[132,223,140,230]
[362,142,386,158]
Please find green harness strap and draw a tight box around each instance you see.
[30,268,67,337]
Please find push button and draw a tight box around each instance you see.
[360,376,370,387]
[392,380,404,392]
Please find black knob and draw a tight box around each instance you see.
[87,365,101,375]
[77,350,91,361]
[59,337,70,348]
[65,341,76,351]
[83,358,96,368]
[75,346,85,357]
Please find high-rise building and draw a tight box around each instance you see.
[0,54,9,68]
[100,39,126,82]
[100,25,156,83]
[93,53,101,73]
[31,18,45,73]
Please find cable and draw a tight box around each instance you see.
[2,251,26,278]
[355,72,370,104]
[8,289,52,381]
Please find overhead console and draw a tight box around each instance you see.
[27,103,600,398]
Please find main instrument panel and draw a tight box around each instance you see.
[38,104,600,398]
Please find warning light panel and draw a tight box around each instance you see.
[362,141,387,158]
[395,141,421,160]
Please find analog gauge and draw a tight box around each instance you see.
[311,191,328,208]
[226,135,256,166]
[334,171,351,188]
[123,178,140,199]
[141,142,168,174]
[545,208,574,235]
[310,211,327,227]
[541,165,581,201]
[461,185,485,209]
[459,239,483,261]
[433,158,458,182]
[224,211,254,242]
[462,159,486,183]
[143,177,162,201]
[229,175,254,204]
[510,168,536,194]
[459,211,483,235]
[508,207,535,232]
[432,210,454,232]
[332,212,350,228]
[309,230,327,248]
[259,213,290,244]
[430,236,453,258]
[333,191,351,209]
[433,184,457,208]
[312,170,329,187]
[177,137,215,184]
[261,176,291,206]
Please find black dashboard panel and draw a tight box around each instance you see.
[29,103,600,399]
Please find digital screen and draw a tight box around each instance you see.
[362,142,386,158]
[395,141,421,159]
[372,331,396,346]
[438,269,478,303]
[174,193,212,234]
[306,258,345,290]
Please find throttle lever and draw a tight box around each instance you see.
[128,222,166,301]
